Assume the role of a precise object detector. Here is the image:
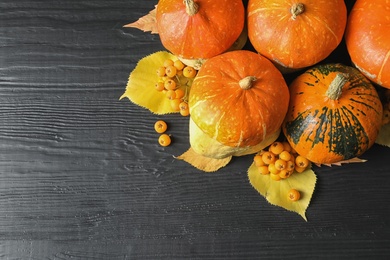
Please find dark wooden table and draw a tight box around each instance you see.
[1,0,389,259]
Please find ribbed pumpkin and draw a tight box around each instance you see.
[283,63,383,164]
[247,0,347,70]
[156,0,245,60]
[188,50,290,159]
[345,0,390,89]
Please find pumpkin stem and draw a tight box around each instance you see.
[239,76,257,90]
[184,0,199,16]
[326,73,349,100]
[291,3,305,20]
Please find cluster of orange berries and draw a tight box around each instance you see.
[253,141,311,182]
[154,120,171,147]
[155,58,198,116]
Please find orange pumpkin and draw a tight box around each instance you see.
[283,63,383,164]
[345,0,390,89]
[156,0,245,60]
[188,50,290,158]
[247,0,347,70]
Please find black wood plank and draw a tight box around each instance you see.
[1,0,390,259]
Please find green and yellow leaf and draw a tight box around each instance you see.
[120,51,178,114]
[375,123,390,148]
[248,163,317,221]
[176,147,232,172]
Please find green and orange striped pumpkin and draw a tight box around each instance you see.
[282,63,383,164]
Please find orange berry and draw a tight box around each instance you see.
[170,98,181,111]
[286,160,295,172]
[262,151,276,165]
[163,59,174,67]
[155,82,165,91]
[295,155,310,168]
[165,89,176,100]
[165,65,177,78]
[158,134,171,147]
[164,79,177,90]
[183,66,197,78]
[175,88,185,100]
[282,142,292,153]
[279,151,292,161]
[295,165,307,173]
[268,163,280,175]
[254,154,266,167]
[270,173,281,181]
[279,169,292,179]
[274,159,287,171]
[288,189,301,201]
[156,66,166,77]
[258,165,270,175]
[154,120,168,134]
[173,60,185,71]
[179,101,190,116]
[269,142,284,155]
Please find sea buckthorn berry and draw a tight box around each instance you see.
[170,98,181,111]
[279,169,292,179]
[268,163,280,175]
[282,142,292,153]
[163,59,174,67]
[295,155,310,168]
[295,165,307,173]
[288,189,301,201]
[158,134,171,147]
[165,65,177,78]
[274,159,287,171]
[155,82,165,91]
[164,79,177,90]
[156,66,166,77]
[154,120,168,134]
[183,66,197,78]
[254,154,266,167]
[165,89,176,100]
[258,165,269,175]
[270,173,281,181]
[279,151,292,161]
[174,60,185,71]
[269,142,284,155]
[175,88,185,100]
[261,151,276,165]
[179,101,190,116]
[286,160,295,171]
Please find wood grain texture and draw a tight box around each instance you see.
[1,0,390,259]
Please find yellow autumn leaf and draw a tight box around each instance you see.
[176,147,232,172]
[120,51,179,114]
[375,123,390,148]
[123,5,158,34]
[248,163,317,221]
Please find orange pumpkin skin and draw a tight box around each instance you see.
[247,0,347,70]
[156,0,245,60]
[189,50,290,148]
[283,64,383,164]
[345,0,390,89]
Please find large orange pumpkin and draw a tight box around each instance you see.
[283,63,383,164]
[345,0,390,89]
[247,0,347,70]
[188,50,290,158]
[156,0,245,60]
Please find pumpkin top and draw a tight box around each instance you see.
[189,50,289,148]
[247,0,347,69]
[283,63,383,164]
[345,0,390,89]
[156,0,245,59]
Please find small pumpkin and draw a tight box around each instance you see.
[247,0,347,70]
[345,0,390,89]
[188,50,290,159]
[156,0,245,60]
[283,63,383,164]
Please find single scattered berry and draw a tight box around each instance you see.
[154,120,168,134]
[288,189,301,201]
[158,134,171,147]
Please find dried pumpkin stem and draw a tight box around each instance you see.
[239,76,257,90]
[291,3,305,20]
[184,0,199,16]
[326,73,349,100]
